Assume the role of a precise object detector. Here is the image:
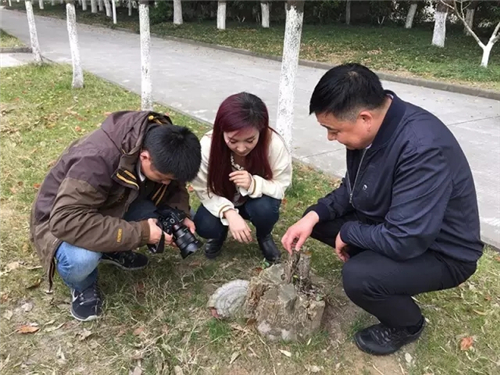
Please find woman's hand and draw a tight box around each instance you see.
[229,171,253,191]
[224,209,252,243]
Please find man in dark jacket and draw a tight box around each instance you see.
[282,64,483,355]
[30,111,201,322]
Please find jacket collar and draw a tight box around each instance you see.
[370,90,406,150]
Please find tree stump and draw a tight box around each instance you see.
[242,251,325,342]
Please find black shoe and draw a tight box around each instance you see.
[257,234,281,263]
[354,320,425,355]
[101,251,149,270]
[70,283,102,322]
[204,229,228,259]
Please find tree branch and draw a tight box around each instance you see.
[441,0,484,48]
[490,21,500,45]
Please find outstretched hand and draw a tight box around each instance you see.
[281,211,319,254]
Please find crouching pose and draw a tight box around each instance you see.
[30,111,201,321]
[191,92,292,263]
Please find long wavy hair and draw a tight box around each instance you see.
[207,92,273,200]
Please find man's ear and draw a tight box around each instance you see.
[139,150,151,162]
[358,110,374,128]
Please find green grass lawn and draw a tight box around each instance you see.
[1,63,499,375]
[5,2,500,91]
[0,29,25,48]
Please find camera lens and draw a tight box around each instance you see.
[173,226,201,259]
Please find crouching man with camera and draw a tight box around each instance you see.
[30,111,202,321]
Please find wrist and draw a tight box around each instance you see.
[303,211,320,226]
[223,209,238,220]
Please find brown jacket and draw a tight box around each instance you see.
[30,111,191,289]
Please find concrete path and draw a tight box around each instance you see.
[1,9,499,247]
[0,51,34,67]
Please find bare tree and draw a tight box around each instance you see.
[432,1,449,47]
[91,0,97,13]
[25,0,42,64]
[405,1,418,29]
[103,0,111,17]
[66,0,84,88]
[39,0,44,9]
[82,0,86,11]
[128,0,132,16]
[464,0,480,35]
[276,1,304,152]
[139,0,152,110]
[217,1,226,30]
[442,0,500,67]
[173,0,183,25]
[261,1,270,28]
[346,0,351,25]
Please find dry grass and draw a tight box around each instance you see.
[0,29,24,48]
[1,63,499,375]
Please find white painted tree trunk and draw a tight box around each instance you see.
[98,0,103,12]
[173,0,183,25]
[9,0,12,6]
[103,0,111,17]
[432,8,447,47]
[91,0,97,13]
[66,2,84,88]
[39,0,44,9]
[111,0,116,24]
[82,0,86,11]
[465,9,474,36]
[217,1,226,30]
[345,0,351,25]
[276,1,304,153]
[128,0,132,16]
[51,0,55,5]
[139,3,152,110]
[481,43,493,67]
[405,3,417,29]
[261,1,269,28]
[25,0,42,64]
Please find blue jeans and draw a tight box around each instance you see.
[193,196,281,241]
[55,197,158,292]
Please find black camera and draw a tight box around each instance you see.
[147,208,202,259]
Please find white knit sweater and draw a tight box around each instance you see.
[191,130,293,225]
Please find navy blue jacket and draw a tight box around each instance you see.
[310,91,483,263]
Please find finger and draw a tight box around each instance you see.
[281,231,293,254]
[242,229,252,243]
[294,234,308,252]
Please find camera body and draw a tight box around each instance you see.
[147,207,202,259]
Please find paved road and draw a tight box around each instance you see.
[1,9,499,247]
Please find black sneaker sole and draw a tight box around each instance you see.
[70,307,101,322]
[353,327,424,356]
[99,258,148,270]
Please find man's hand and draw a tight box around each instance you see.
[147,218,173,246]
[281,211,319,254]
[229,171,253,191]
[183,217,196,234]
[225,209,252,243]
[335,232,349,262]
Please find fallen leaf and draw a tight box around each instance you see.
[104,112,112,116]
[6,262,20,271]
[305,365,322,373]
[495,256,500,262]
[33,183,41,190]
[21,302,33,312]
[230,351,240,364]
[3,310,13,321]
[78,328,93,341]
[187,185,194,192]
[45,323,65,332]
[133,327,145,336]
[405,352,413,364]
[9,187,17,194]
[131,351,144,360]
[26,278,42,290]
[17,325,40,334]
[460,336,474,351]
[75,126,82,132]
[188,261,202,267]
[279,349,292,358]
[130,366,142,375]
[173,366,184,375]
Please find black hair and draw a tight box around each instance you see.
[309,63,386,120]
[143,124,201,182]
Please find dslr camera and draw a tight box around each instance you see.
[147,207,202,259]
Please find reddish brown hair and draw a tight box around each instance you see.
[207,92,273,200]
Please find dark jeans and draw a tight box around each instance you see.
[194,196,281,240]
[311,212,477,328]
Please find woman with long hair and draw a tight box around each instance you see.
[191,92,292,263]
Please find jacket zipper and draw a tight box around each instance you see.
[348,149,367,206]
